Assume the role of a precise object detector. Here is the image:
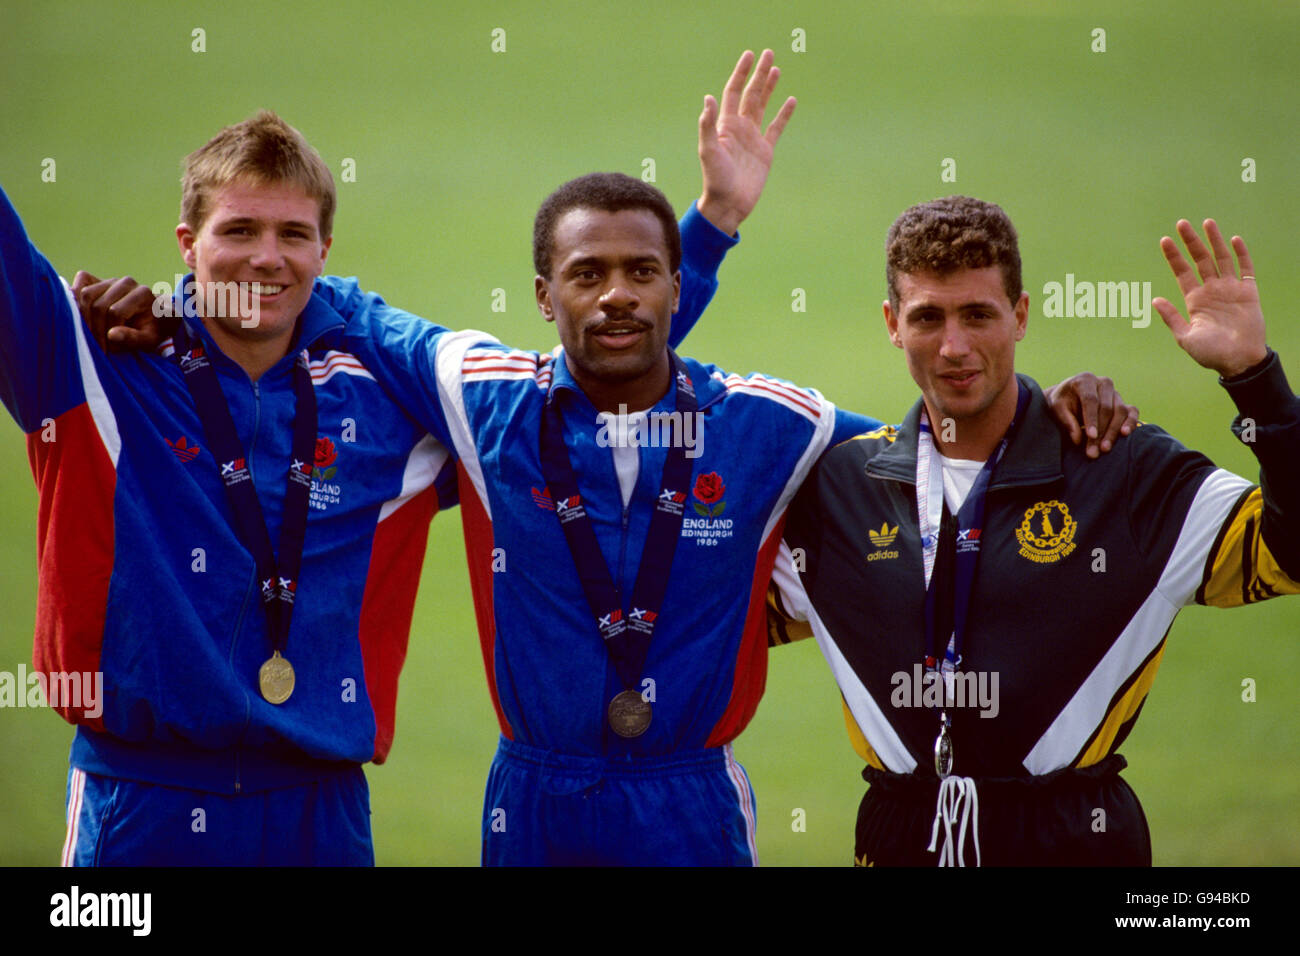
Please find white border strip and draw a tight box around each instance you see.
[63,279,121,467]
[60,767,85,867]
[723,744,759,865]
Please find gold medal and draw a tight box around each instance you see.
[259,650,295,705]
[608,689,652,738]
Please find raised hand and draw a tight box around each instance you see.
[696,49,796,236]
[1153,219,1268,378]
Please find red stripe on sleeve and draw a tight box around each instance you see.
[704,519,786,748]
[458,463,513,739]
[358,484,439,763]
[724,377,821,418]
[27,404,114,732]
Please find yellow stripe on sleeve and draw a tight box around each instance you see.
[766,583,812,646]
[1197,488,1300,607]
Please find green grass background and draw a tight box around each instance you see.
[0,0,1296,866]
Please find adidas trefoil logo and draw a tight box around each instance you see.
[868,522,900,561]
[868,523,898,548]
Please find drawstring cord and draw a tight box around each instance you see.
[928,775,981,866]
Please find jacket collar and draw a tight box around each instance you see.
[866,374,1064,490]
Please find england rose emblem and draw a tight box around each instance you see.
[313,437,338,480]
[692,472,726,517]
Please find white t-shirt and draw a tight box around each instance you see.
[940,454,986,513]
[595,409,648,508]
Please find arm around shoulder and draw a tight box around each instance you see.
[323,275,499,455]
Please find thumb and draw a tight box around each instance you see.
[108,326,162,351]
[1152,297,1186,340]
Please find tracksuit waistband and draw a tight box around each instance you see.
[72,727,364,794]
[495,735,730,779]
[862,753,1128,794]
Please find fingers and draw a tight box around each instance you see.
[76,277,116,351]
[105,290,171,351]
[1175,218,1218,284]
[698,94,718,154]
[1164,218,1255,284]
[739,49,776,122]
[714,48,794,145]
[1078,380,1100,458]
[719,50,754,120]
[1093,377,1126,453]
[765,96,797,146]
[71,270,102,295]
[1066,416,1083,448]
[1159,234,1199,298]
[76,277,114,307]
[1062,394,1084,447]
[1045,384,1083,447]
[1232,235,1256,280]
[95,277,149,321]
[1120,402,1140,438]
[117,283,159,323]
[1203,219,1235,279]
[82,276,152,353]
[1098,406,1132,454]
[761,60,781,110]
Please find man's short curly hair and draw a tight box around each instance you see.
[533,172,681,279]
[885,196,1022,311]
[181,110,336,237]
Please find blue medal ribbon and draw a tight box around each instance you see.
[173,322,316,661]
[919,382,1030,773]
[538,350,697,692]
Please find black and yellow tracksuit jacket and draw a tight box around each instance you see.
[772,354,1299,865]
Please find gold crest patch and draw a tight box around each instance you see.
[1016,500,1077,563]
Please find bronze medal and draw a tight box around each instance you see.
[608,689,652,738]
[259,650,295,705]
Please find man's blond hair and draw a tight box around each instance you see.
[181,110,336,236]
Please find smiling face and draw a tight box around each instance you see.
[535,206,681,413]
[177,179,331,369]
[884,266,1028,458]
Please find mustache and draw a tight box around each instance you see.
[589,314,651,334]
